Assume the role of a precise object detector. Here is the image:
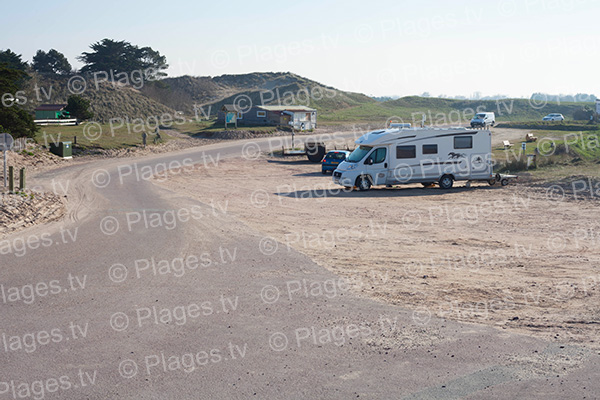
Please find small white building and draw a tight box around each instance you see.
[260,105,317,130]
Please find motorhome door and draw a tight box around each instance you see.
[449,135,474,179]
[469,131,492,179]
[365,147,388,185]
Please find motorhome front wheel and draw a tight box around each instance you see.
[356,176,372,191]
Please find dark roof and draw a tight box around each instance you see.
[35,104,67,111]
[221,104,316,113]
[259,105,316,112]
[221,105,238,112]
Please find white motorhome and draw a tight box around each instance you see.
[332,127,493,190]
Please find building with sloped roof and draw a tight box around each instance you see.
[217,104,317,130]
[34,104,69,120]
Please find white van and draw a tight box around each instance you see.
[470,112,495,128]
[332,127,493,190]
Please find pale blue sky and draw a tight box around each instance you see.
[2,0,598,97]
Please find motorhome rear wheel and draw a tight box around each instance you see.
[439,175,454,189]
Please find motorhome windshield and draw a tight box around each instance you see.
[347,145,372,162]
[475,114,486,119]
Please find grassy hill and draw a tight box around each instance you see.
[22,72,593,127]
[141,72,376,115]
[21,71,376,124]
[22,73,177,123]
[318,96,592,125]
[140,75,228,114]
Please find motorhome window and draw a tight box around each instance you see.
[454,136,472,149]
[372,148,387,163]
[348,146,372,162]
[475,113,486,118]
[396,145,416,159]
[422,144,437,154]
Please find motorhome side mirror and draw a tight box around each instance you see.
[366,158,373,165]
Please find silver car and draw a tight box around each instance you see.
[542,113,564,121]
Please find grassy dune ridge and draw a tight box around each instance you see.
[318,96,592,124]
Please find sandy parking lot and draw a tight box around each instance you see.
[156,131,600,349]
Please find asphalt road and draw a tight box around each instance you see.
[1,135,599,399]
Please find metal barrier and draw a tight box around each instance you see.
[34,119,78,126]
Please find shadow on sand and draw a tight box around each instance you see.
[266,159,315,166]
[276,185,500,199]
[293,171,330,177]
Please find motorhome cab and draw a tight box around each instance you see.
[332,127,493,190]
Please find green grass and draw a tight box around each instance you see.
[173,119,284,135]
[496,121,599,131]
[36,123,171,150]
[493,140,539,159]
[566,131,600,161]
[172,120,213,134]
[493,130,600,175]
[318,97,593,125]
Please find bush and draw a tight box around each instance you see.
[0,65,38,139]
[573,106,595,121]
[65,95,93,120]
[0,106,38,139]
[497,158,528,172]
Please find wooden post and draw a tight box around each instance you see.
[19,168,25,190]
[2,150,6,188]
[8,166,14,192]
[74,136,77,146]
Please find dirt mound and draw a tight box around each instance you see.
[1,145,70,176]
[0,190,65,238]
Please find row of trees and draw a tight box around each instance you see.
[2,39,168,77]
[33,49,72,74]
[78,39,168,78]
[531,93,597,103]
[0,39,168,138]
